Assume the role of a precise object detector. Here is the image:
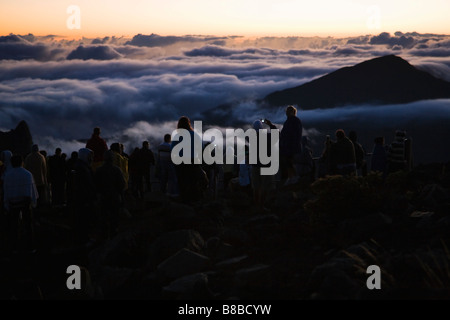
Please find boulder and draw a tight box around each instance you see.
[162,273,213,299]
[147,229,205,267]
[215,255,249,270]
[205,237,236,261]
[157,248,211,279]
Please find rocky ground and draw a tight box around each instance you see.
[1,162,450,300]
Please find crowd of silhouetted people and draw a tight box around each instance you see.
[0,107,414,254]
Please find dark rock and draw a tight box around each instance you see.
[215,255,249,270]
[147,229,205,267]
[232,264,273,299]
[94,266,135,298]
[205,237,236,261]
[417,184,449,209]
[410,211,436,228]
[244,214,280,229]
[219,228,251,247]
[157,248,211,279]
[308,256,361,299]
[162,273,213,299]
[338,213,392,241]
[89,230,144,271]
[159,202,201,231]
[235,264,270,285]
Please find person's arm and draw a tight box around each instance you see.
[263,119,277,130]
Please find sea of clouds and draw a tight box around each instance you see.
[1,31,450,163]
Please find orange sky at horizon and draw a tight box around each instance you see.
[1,0,449,40]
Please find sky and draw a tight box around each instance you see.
[1,0,450,38]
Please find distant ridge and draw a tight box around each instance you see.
[263,55,450,109]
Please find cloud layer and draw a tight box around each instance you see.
[1,32,450,164]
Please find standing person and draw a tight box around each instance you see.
[65,151,78,205]
[371,137,387,175]
[330,129,357,176]
[95,150,126,239]
[279,105,303,186]
[157,134,177,195]
[73,148,96,245]
[110,143,129,188]
[297,136,315,182]
[25,144,48,207]
[48,148,67,206]
[171,116,205,204]
[3,155,38,253]
[250,119,276,211]
[317,135,332,178]
[388,130,407,173]
[140,141,155,193]
[128,147,143,199]
[238,148,252,197]
[1,150,13,249]
[1,151,13,209]
[86,127,108,171]
[348,131,367,177]
[222,146,236,193]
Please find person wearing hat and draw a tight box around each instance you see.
[388,130,407,173]
[279,105,303,186]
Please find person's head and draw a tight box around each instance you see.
[335,129,346,140]
[93,127,101,136]
[1,150,12,166]
[40,150,47,158]
[61,153,67,160]
[70,151,78,160]
[252,119,263,130]
[286,105,297,117]
[374,137,384,145]
[348,131,357,143]
[142,141,149,149]
[110,143,120,153]
[55,148,62,156]
[177,116,193,130]
[132,147,140,155]
[164,134,171,143]
[78,148,93,165]
[31,144,39,153]
[10,154,23,168]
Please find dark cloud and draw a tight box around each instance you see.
[184,45,277,57]
[0,34,26,43]
[369,32,416,48]
[409,48,450,57]
[346,36,370,45]
[66,45,122,60]
[91,37,110,45]
[0,42,65,61]
[125,33,230,47]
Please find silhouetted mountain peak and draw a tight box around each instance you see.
[263,55,450,109]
